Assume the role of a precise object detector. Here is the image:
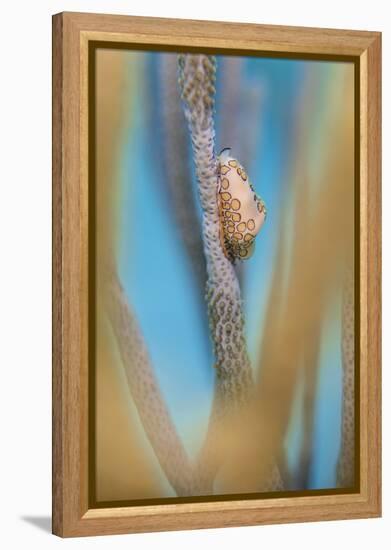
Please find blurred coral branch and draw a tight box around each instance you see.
[178,54,284,493]
[219,66,355,491]
[96,51,200,496]
[219,57,264,288]
[103,268,200,496]
[220,56,264,174]
[337,270,355,487]
[297,327,321,489]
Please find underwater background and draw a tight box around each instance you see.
[94,49,355,502]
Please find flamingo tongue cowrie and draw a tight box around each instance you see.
[217,148,266,261]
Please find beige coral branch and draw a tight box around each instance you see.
[298,328,321,489]
[95,51,201,497]
[220,65,355,492]
[178,54,255,490]
[103,267,199,496]
[159,54,207,294]
[337,270,355,488]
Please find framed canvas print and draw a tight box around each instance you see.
[52,12,381,537]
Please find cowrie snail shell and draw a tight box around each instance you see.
[217,148,266,261]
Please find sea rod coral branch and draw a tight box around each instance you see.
[104,268,198,496]
[178,54,254,487]
[159,54,207,295]
[337,270,355,488]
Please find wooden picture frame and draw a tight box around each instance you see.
[52,11,381,538]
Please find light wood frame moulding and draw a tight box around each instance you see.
[52,11,381,538]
